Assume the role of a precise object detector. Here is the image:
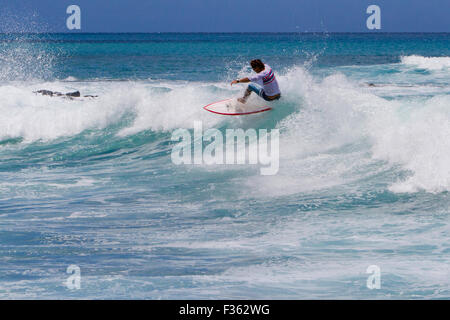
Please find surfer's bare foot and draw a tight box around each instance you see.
[237,97,247,104]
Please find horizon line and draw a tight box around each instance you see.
[0,31,449,35]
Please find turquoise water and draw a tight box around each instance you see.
[0,33,449,299]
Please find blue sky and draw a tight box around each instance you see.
[0,0,448,33]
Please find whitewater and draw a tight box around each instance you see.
[0,33,448,299]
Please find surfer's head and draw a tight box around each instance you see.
[250,59,265,73]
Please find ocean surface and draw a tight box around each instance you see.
[0,33,449,299]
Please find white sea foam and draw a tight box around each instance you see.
[370,94,450,193]
[0,81,232,142]
[116,83,224,136]
[0,84,128,142]
[401,55,450,71]
[244,66,450,194]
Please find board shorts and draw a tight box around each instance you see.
[248,83,281,101]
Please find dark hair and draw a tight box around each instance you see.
[250,59,264,70]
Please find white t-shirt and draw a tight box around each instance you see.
[249,64,280,96]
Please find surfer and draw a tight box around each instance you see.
[230,59,281,104]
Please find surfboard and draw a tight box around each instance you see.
[203,98,272,116]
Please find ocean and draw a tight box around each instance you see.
[0,33,449,299]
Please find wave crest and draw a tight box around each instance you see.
[401,55,450,71]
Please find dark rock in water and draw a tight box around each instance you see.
[34,90,96,99]
[35,89,58,96]
[66,91,81,97]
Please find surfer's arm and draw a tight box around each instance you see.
[230,77,250,85]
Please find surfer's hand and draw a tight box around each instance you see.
[230,80,238,86]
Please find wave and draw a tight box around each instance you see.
[0,83,129,142]
[0,63,448,194]
[401,55,450,71]
[369,94,450,193]
[0,81,228,143]
[244,67,450,194]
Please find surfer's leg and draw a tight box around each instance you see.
[238,88,252,103]
[239,83,262,103]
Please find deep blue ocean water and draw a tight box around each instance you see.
[0,33,449,299]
